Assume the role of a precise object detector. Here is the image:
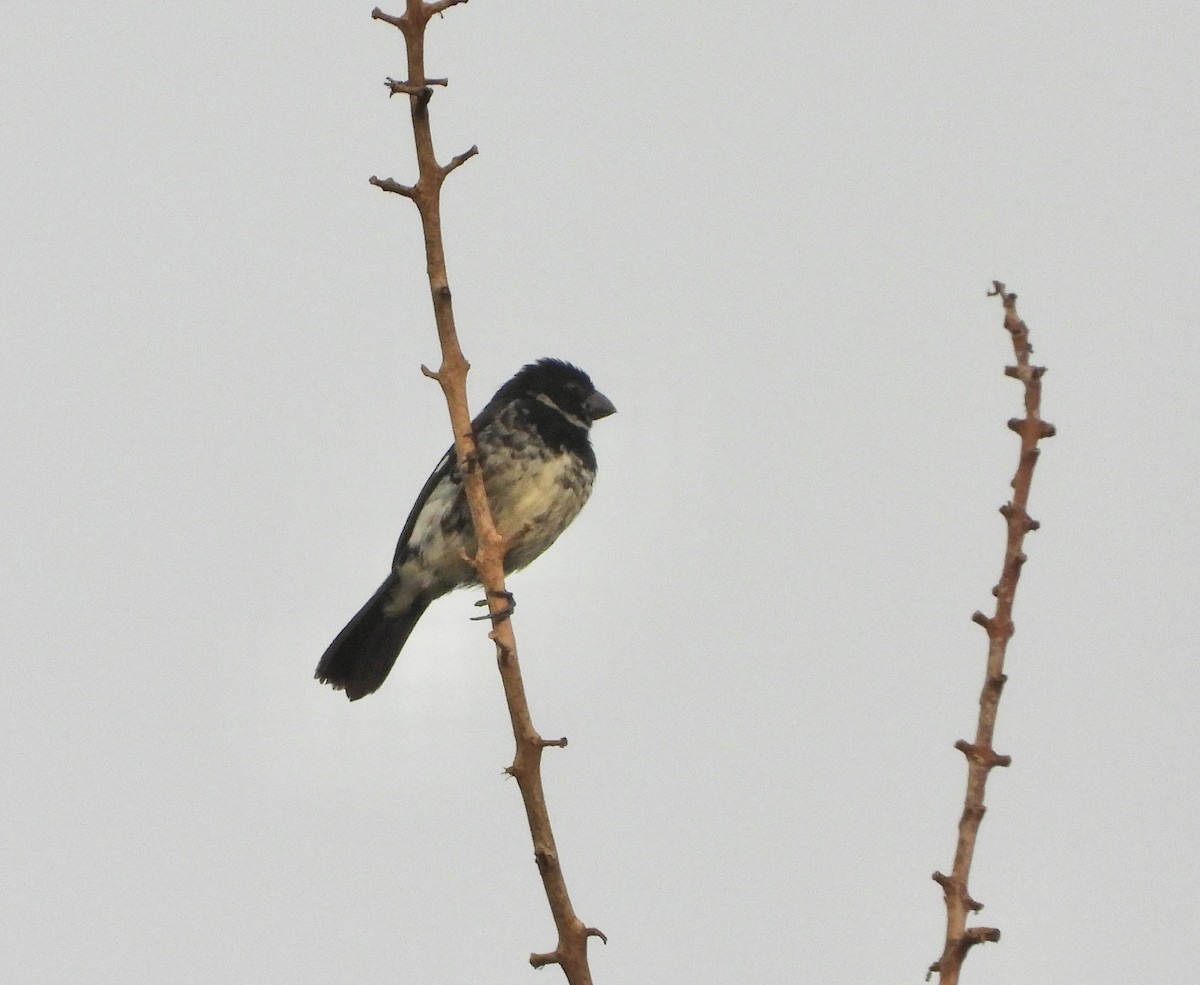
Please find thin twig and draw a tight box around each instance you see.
[386,76,449,95]
[368,175,416,198]
[927,283,1054,984]
[372,4,600,982]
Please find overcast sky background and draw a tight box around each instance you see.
[3,2,1198,983]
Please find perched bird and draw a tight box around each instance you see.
[316,358,615,700]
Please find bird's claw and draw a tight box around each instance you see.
[470,590,516,622]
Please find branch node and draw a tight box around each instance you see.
[492,633,515,666]
[534,847,558,873]
[529,950,560,969]
[427,0,471,15]
[385,76,449,96]
[956,740,1010,769]
[1002,503,1040,532]
[368,175,416,198]
[965,926,1002,946]
[371,7,405,29]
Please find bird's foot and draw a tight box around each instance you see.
[470,590,516,622]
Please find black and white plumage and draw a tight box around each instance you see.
[316,358,615,701]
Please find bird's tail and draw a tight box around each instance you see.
[315,575,430,701]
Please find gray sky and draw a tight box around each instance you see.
[4,2,1198,982]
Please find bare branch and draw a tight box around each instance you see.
[386,76,448,95]
[368,175,416,198]
[928,282,1055,985]
[374,3,598,982]
[370,6,406,29]
[442,144,479,177]
[427,0,471,15]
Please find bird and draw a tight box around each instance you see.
[316,358,615,700]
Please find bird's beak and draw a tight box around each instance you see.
[585,390,617,421]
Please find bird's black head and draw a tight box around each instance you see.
[496,358,616,429]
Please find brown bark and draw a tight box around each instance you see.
[928,283,1055,984]
[369,4,601,981]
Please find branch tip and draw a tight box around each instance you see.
[427,0,471,15]
[529,950,559,969]
[371,7,405,29]
[540,736,569,749]
[419,363,441,381]
[442,144,479,176]
[956,739,1010,769]
[586,926,609,945]
[965,926,1002,945]
[368,175,416,198]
